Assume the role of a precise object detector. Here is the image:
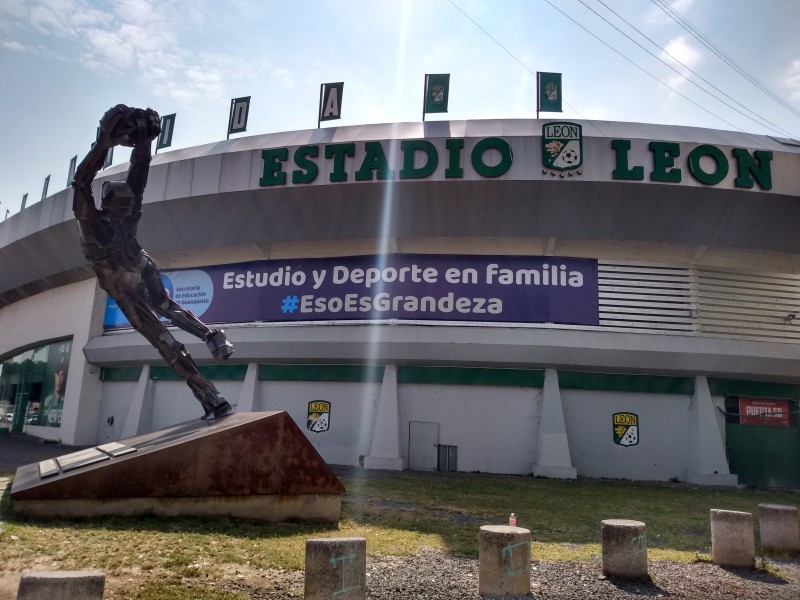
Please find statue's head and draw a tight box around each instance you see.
[100,181,135,220]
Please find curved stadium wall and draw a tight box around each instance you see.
[2,118,800,487]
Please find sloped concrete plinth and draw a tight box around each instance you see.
[10,411,344,522]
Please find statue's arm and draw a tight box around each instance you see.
[72,105,129,219]
[127,139,151,204]
[71,141,108,220]
[126,109,160,212]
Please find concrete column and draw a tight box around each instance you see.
[759,504,800,553]
[532,369,576,479]
[17,571,105,600]
[356,367,382,461]
[304,537,366,600]
[120,365,152,439]
[478,525,531,598]
[364,365,407,470]
[59,281,108,445]
[235,363,259,412]
[711,509,755,568]
[601,519,648,579]
[684,376,738,486]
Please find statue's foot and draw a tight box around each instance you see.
[205,328,233,361]
[201,400,233,421]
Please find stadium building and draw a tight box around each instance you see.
[2,118,800,487]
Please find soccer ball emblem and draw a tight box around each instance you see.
[561,148,579,165]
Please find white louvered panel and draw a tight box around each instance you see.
[697,281,800,299]
[598,262,696,334]
[697,290,800,306]
[596,298,693,309]
[599,291,693,303]
[700,327,800,343]
[597,319,696,332]
[696,269,800,342]
[697,302,800,320]
[601,282,692,293]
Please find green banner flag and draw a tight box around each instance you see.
[424,74,450,114]
[67,155,77,186]
[538,72,563,113]
[158,113,176,150]
[228,96,251,137]
[319,82,344,123]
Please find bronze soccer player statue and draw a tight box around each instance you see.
[72,104,234,420]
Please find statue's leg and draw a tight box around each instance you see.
[116,294,233,420]
[141,253,234,361]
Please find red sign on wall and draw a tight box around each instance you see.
[739,398,791,427]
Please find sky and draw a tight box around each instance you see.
[2,0,800,218]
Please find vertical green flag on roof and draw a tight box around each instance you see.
[538,72,563,115]
[157,113,176,150]
[319,82,344,126]
[67,155,77,186]
[423,74,450,119]
[228,96,251,138]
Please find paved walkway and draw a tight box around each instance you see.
[0,433,86,475]
[0,433,88,535]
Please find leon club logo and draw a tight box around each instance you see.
[613,412,639,447]
[307,401,331,433]
[542,121,583,177]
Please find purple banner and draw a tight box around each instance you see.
[104,254,598,329]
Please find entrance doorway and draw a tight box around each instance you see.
[724,396,800,488]
[408,421,439,471]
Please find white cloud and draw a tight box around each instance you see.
[646,0,697,25]
[2,40,25,52]
[785,60,800,103]
[0,0,246,106]
[29,0,110,37]
[0,0,27,21]
[83,28,135,69]
[660,36,701,89]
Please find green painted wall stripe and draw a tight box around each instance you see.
[258,364,385,382]
[397,366,545,387]
[558,371,695,395]
[101,366,143,382]
[150,364,248,381]
[708,378,800,402]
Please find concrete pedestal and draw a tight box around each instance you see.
[478,525,531,598]
[304,537,366,600]
[601,519,648,579]
[17,571,105,600]
[11,412,344,523]
[711,509,755,568]
[759,504,800,553]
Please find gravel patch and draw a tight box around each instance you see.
[199,547,800,600]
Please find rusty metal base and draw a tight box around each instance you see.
[10,412,345,523]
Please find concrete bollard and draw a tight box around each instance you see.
[710,509,755,568]
[759,504,800,554]
[304,537,366,600]
[16,571,105,600]
[600,519,648,579]
[478,525,531,598]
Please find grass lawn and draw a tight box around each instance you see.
[1,470,799,598]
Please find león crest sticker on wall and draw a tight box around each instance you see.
[542,121,583,177]
[613,412,639,447]
[307,400,331,433]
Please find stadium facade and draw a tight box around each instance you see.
[2,118,800,487]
